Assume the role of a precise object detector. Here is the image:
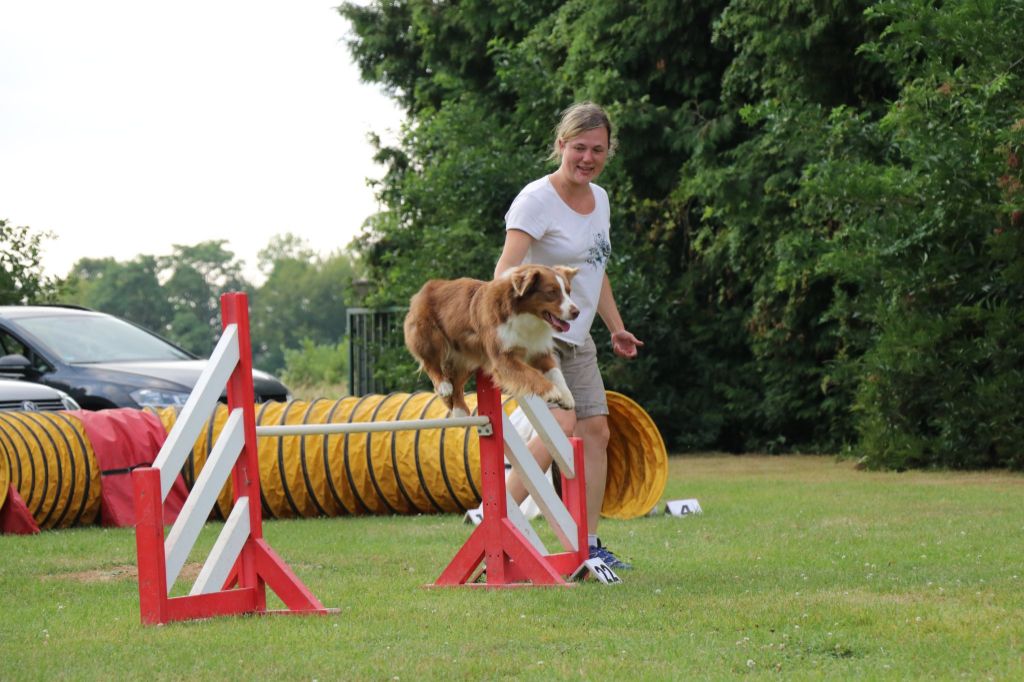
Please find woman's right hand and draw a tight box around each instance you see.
[611,329,644,358]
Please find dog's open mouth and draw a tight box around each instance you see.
[543,311,571,333]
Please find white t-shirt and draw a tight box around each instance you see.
[504,175,611,347]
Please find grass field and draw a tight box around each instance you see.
[2,455,1022,680]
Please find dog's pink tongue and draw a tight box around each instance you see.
[545,312,570,333]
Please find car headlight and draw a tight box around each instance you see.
[58,391,81,411]
[130,388,191,408]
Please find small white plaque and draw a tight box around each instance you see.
[464,508,484,525]
[571,558,622,585]
[665,499,702,517]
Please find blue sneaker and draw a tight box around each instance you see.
[589,540,633,571]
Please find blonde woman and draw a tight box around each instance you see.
[494,102,643,570]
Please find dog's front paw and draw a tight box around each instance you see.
[541,367,574,411]
[555,389,575,411]
[541,384,575,411]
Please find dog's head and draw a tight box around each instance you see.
[508,264,580,333]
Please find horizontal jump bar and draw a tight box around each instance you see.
[254,415,491,437]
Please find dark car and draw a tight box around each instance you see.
[0,305,290,410]
[0,377,81,412]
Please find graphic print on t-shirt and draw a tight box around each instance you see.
[586,232,611,268]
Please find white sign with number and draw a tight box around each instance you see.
[665,498,702,517]
[571,558,622,585]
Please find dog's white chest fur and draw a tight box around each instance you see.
[496,313,554,356]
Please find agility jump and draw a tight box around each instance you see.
[130,292,592,625]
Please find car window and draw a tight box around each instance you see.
[0,329,50,372]
[14,315,192,363]
[0,329,27,356]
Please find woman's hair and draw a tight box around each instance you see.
[549,101,618,162]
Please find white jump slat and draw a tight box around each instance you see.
[164,408,245,591]
[153,324,240,500]
[502,412,578,552]
[505,492,547,556]
[516,394,575,478]
[190,497,251,596]
[255,415,489,437]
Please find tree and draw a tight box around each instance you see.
[60,235,359,379]
[0,219,64,304]
[341,0,1023,466]
[340,0,740,414]
[249,233,356,374]
[338,0,862,449]
[159,241,251,355]
[804,0,1024,468]
[65,256,172,334]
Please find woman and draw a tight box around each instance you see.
[494,102,643,570]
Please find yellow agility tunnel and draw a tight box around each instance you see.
[0,411,102,530]
[0,391,666,530]
[154,390,667,522]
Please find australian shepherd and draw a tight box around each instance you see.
[403,264,580,416]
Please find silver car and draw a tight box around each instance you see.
[0,377,81,412]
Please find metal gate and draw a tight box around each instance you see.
[346,307,405,396]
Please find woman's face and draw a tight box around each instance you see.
[558,126,609,186]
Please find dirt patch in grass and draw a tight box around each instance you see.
[42,562,204,583]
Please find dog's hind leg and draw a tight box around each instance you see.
[411,353,455,411]
[433,372,454,398]
[445,367,474,417]
[436,376,457,414]
[406,317,457,408]
[418,364,457,413]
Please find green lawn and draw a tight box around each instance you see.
[2,455,1022,680]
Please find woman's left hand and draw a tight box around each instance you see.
[611,329,644,358]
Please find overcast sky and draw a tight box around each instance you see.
[0,1,403,282]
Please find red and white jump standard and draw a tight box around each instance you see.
[131,293,331,625]
[434,372,590,587]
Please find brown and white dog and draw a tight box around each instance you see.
[403,264,580,416]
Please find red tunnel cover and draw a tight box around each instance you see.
[76,409,189,527]
[0,485,40,534]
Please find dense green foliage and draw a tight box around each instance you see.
[341,0,1023,469]
[0,219,64,304]
[62,234,356,379]
[280,338,350,389]
[810,2,1024,469]
[250,234,356,374]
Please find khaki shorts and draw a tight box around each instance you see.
[553,335,608,419]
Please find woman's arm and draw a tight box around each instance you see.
[493,229,535,278]
[596,273,644,358]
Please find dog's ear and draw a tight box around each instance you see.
[554,266,579,283]
[510,267,538,298]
